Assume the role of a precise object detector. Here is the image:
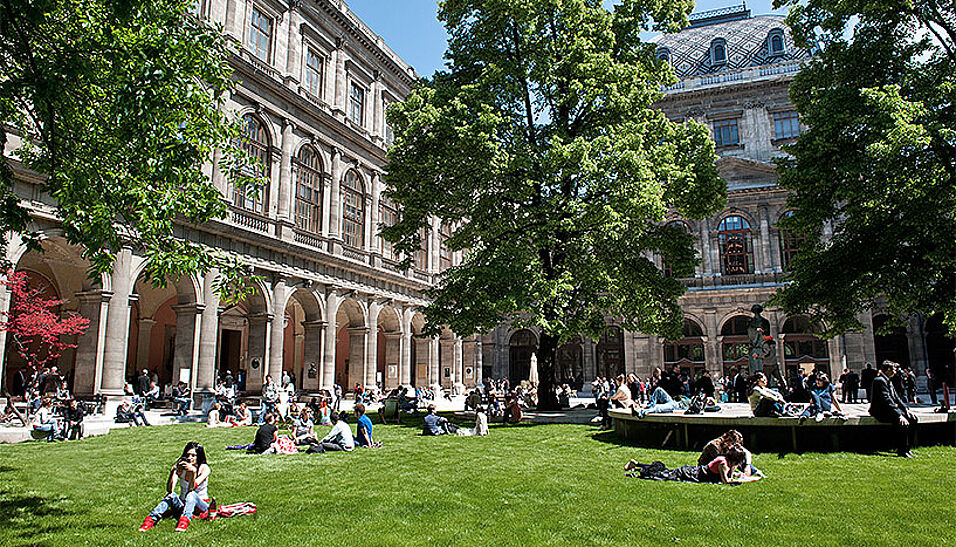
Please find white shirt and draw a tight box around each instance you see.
[322,420,354,450]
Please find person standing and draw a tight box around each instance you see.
[861,362,877,402]
[845,368,860,404]
[869,361,918,457]
[926,368,938,406]
[696,370,716,399]
[137,369,152,396]
[839,368,850,404]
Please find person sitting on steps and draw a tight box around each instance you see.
[749,372,786,417]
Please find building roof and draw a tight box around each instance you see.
[653,12,811,80]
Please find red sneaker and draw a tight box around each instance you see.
[197,510,209,520]
[138,516,156,532]
[175,516,190,532]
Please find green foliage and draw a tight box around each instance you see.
[772,0,956,334]
[0,0,261,302]
[384,0,723,356]
[1,422,955,545]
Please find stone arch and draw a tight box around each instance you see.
[234,107,279,150]
[334,296,369,389]
[872,313,910,368]
[780,315,829,375]
[509,329,538,386]
[719,314,751,376]
[663,317,707,376]
[279,286,325,390]
[376,305,403,389]
[216,279,270,393]
[409,311,428,386]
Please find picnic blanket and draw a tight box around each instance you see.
[212,502,257,519]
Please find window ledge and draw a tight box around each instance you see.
[715,143,744,151]
[771,136,798,146]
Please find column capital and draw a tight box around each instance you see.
[302,320,327,330]
[249,313,274,325]
[171,303,205,315]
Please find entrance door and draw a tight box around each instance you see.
[509,329,537,386]
[218,329,242,380]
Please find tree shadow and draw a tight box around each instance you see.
[0,489,77,544]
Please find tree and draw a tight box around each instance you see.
[772,0,956,334]
[0,269,89,374]
[383,0,724,409]
[0,0,259,294]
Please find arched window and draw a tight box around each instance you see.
[294,146,323,234]
[439,222,453,271]
[782,316,829,374]
[378,196,398,258]
[663,319,706,374]
[662,220,691,278]
[778,211,805,271]
[413,226,428,270]
[341,170,365,248]
[768,29,786,55]
[720,315,751,376]
[717,215,753,275]
[236,114,270,214]
[656,47,671,63]
[710,39,727,65]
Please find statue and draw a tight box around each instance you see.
[747,304,775,375]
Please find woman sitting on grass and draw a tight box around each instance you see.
[139,442,213,532]
[230,402,252,426]
[624,444,754,484]
[293,408,317,445]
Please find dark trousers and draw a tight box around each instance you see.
[597,398,610,429]
[873,412,916,454]
[753,399,783,417]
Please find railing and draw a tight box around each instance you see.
[230,207,270,233]
[412,270,431,282]
[665,62,804,94]
[683,271,788,290]
[240,48,280,80]
[341,247,369,263]
[293,229,324,249]
[380,257,405,274]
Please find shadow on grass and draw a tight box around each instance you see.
[0,489,79,544]
[371,410,567,434]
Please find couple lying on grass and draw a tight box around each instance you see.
[625,429,764,484]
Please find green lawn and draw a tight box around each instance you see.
[1,415,953,546]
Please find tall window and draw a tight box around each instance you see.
[773,111,801,139]
[250,7,273,62]
[717,215,753,275]
[341,170,365,248]
[663,319,706,371]
[778,211,805,271]
[713,119,739,147]
[768,30,786,55]
[378,196,398,258]
[721,315,751,376]
[439,222,453,270]
[711,39,727,65]
[294,146,322,234]
[349,83,366,126]
[235,114,269,214]
[662,220,690,278]
[413,227,428,270]
[383,99,394,146]
[305,49,324,98]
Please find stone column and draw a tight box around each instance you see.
[223,0,240,40]
[321,290,340,390]
[363,193,374,254]
[400,331,413,386]
[246,314,270,393]
[348,326,369,389]
[384,332,401,388]
[365,302,380,388]
[430,217,441,273]
[320,171,333,239]
[758,208,772,274]
[100,248,135,395]
[906,316,929,376]
[73,291,110,397]
[268,278,288,382]
[370,75,382,138]
[276,119,296,224]
[453,337,464,392]
[474,339,483,386]
[171,303,203,388]
[135,317,155,372]
[333,43,347,115]
[326,46,339,107]
[439,339,453,389]
[367,171,380,255]
[196,269,221,393]
[285,5,301,82]
[699,220,714,276]
[428,337,440,388]
[327,147,343,246]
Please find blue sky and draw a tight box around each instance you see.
[344,0,789,77]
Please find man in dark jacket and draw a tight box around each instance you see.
[733,370,748,404]
[869,361,918,457]
[861,362,877,402]
[845,369,860,404]
[136,369,151,396]
[696,370,715,399]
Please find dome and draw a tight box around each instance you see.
[653,13,811,80]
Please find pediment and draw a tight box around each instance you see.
[717,156,778,190]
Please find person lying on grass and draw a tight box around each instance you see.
[139,442,214,532]
[698,429,764,479]
[624,444,759,484]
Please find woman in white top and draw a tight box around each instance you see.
[293,408,316,444]
[610,374,634,409]
[320,411,354,451]
[139,442,212,532]
[31,397,61,441]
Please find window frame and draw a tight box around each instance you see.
[768,30,786,55]
[772,110,801,140]
[717,215,754,275]
[249,6,274,63]
[294,145,323,234]
[712,118,740,147]
[378,196,399,258]
[341,169,366,248]
[304,48,325,99]
[710,39,728,65]
[349,82,366,127]
[235,114,270,215]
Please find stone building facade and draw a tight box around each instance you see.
[1,0,480,398]
[482,6,954,386]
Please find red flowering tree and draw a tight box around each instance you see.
[0,269,89,374]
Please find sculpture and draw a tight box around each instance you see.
[747,304,775,375]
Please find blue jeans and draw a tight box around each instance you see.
[257,401,277,423]
[645,387,681,414]
[33,422,59,441]
[173,397,191,415]
[802,391,833,417]
[149,492,209,521]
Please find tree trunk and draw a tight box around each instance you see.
[536,331,561,410]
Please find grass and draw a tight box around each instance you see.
[1,414,954,546]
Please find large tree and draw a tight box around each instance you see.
[0,0,257,292]
[773,0,956,333]
[384,0,724,408]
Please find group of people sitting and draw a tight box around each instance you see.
[248,402,382,455]
[625,429,763,484]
